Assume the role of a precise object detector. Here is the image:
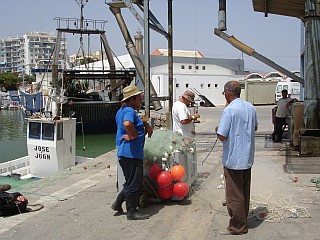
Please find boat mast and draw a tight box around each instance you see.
[75,0,88,31]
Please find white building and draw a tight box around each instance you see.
[76,50,245,106]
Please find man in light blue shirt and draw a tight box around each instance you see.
[216,81,258,235]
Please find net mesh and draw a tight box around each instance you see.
[144,129,196,163]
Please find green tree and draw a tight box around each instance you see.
[23,74,34,84]
[0,73,21,90]
[0,73,35,90]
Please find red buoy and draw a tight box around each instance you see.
[157,171,173,188]
[148,164,162,180]
[158,186,173,199]
[170,165,186,181]
[173,181,189,198]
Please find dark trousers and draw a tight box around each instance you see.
[224,167,251,235]
[119,157,143,197]
[272,117,286,142]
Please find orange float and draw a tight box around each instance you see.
[170,165,186,181]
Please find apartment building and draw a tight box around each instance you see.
[0,32,67,75]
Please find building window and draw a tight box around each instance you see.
[181,65,185,69]
[208,84,211,88]
[176,83,180,88]
[202,66,206,70]
[188,65,192,70]
[195,66,199,70]
[186,83,189,88]
[200,84,204,88]
[215,84,218,88]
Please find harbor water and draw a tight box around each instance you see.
[0,110,116,164]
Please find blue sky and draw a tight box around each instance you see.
[1,0,302,73]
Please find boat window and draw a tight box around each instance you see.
[29,122,41,139]
[57,123,63,140]
[42,123,54,141]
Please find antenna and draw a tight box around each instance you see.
[75,0,89,30]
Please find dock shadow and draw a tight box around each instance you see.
[247,206,267,229]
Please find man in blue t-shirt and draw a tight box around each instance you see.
[216,81,258,235]
[111,85,153,220]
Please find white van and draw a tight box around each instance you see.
[275,80,301,102]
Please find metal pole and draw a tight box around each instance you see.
[109,6,162,111]
[144,0,150,119]
[214,28,304,85]
[304,0,320,129]
[168,0,173,130]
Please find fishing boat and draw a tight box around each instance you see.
[18,1,136,134]
[0,113,93,179]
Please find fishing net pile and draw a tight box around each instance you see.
[249,192,311,223]
[144,129,195,167]
[144,129,197,200]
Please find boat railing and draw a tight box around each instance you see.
[54,17,107,32]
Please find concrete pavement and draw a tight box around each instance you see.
[1,105,320,240]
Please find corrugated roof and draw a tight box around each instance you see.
[252,0,305,18]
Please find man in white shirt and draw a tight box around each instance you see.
[272,89,297,142]
[172,90,200,138]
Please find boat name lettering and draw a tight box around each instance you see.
[35,153,51,160]
[34,146,49,153]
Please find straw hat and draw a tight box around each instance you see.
[121,85,142,101]
[182,90,195,102]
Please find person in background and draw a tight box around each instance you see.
[111,85,153,220]
[272,89,297,142]
[172,90,200,138]
[215,81,258,235]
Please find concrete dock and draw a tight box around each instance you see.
[1,105,320,240]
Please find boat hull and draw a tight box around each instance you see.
[63,101,121,134]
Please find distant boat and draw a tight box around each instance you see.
[0,90,20,110]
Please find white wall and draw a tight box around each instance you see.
[151,73,244,106]
[150,61,244,106]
